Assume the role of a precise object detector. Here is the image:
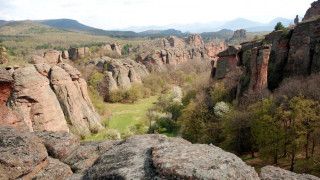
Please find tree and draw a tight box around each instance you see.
[275,22,286,31]
[251,97,284,164]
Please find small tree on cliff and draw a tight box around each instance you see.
[275,22,286,31]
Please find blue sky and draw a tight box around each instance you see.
[0,0,315,30]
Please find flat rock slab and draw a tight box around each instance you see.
[261,166,320,180]
[152,144,259,180]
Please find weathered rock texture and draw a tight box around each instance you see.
[1,128,318,180]
[6,63,102,134]
[0,46,8,64]
[249,45,272,93]
[0,126,74,180]
[0,126,48,180]
[211,12,320,96]
[152,144,259,179]
[137,34,226,72]
[0,68,23,129]
[80,57,149,101]
[50,64,103,135]
[261,166,320,180]
[69,47,91,61]
[303,0,320,21]
[8,65,69,132]
[44,50,63,65]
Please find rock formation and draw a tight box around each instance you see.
[187,34,204,46]
[294,15,299,25]
[211,10,320,96]
[2,128,317,179]
[68,47,91,61]
[110,43,122,55]
[0,68,22,129]
[50,64,103,135]
[303,0,320,21]
[233,29,247,39]
[137,34,226,72]
[5,62,102,135]
[62,50,69,59]
[80,57,149,100]
[260,166,320,180]
[8,65,70,132]
[43,50,63,65]
[249,45,272,93]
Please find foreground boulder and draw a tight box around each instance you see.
[82,134,259,179]
[152,144,259,179]
[0,126,48,179]
[260,166,320,180]
[34,131,80,161]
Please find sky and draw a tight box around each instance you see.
[0,0,315,30]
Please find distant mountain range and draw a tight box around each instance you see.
[0,17,293,39]
[123,17,294,33]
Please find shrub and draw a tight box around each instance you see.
[89,124,101,134]
[125,83,143,103]
[108,89,125,103]
[274,22,285,31]
[214,101,230,118]
[104,129,121,140]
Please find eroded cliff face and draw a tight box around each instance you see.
[5,62,102,134]
[211,15,320,96]
[303,0,320,21]
[137,34,226,72]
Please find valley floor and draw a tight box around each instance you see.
[85,96,158,141]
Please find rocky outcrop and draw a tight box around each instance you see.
[34,131,80,161]
[187,34,204,46]
[152,144,259,179]
[1,127,319,179]
[8,65,69,132]
[0,126,73,180]
[303,0,320,21]
[233,29,247,39]
[82,134,259,179]
[81,57,149,100]
[0,126,49,179]
[50,64,103,135]
[110,43,122,55]
[62,50,69,59]
[206,40,227,59]
[138,34,226,72]
[260,166,320,180]
[6,62,102,134]
[249,45,272,93]
[68,47,91,61]
[44,50,63,65]
[211,8,320,96]
[0,68,23,129]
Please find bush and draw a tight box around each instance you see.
[125,83,143,103]
[108,89,125,103]
[274,22,285,31]
[104,129,121,140]
[214,101,230,118]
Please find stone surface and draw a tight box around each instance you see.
[187,34,204,46]
[8,65,69,132]
[303,0,320,21]
[50,65,103,135]
[83,134,191,179]
[29,55,46,64]
[0,126,48,179]
[206,41,227,59]
[260,166,320,180]
[34,131,80,161]
[64,140,118,172]
[0,46,7,64]
[62,50,69,59]
[44,50,63,65]
[0,67,13,105]
[69,47,91,61]
[152,144,259,180]
[32,157,73,180]
[111,43,122,56]
[167,35,186,48]
[249,45,272,93]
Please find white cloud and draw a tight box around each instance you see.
[0,0,315,29]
